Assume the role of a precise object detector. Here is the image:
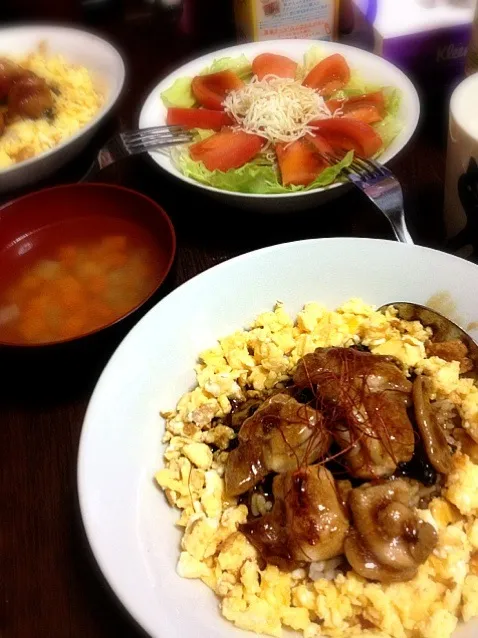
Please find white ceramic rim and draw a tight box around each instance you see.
[0,24,126,178]
[138,39,420,201]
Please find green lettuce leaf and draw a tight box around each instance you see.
[160,55,252,108]
[160,77,196,108]
[170,147,353,194]
[202,54,252,79]
[299,46,327,79]
[192,128,216,141]
[372,87,402,151]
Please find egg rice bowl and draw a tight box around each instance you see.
[0,50,102,168]
[155,299,478,638]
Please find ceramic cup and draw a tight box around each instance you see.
[444,72,478,260]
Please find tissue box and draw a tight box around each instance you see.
[342,0,475,92]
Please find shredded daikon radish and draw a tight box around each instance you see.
[222,74,331,144]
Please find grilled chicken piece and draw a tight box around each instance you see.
[224,393,331,496]
[294,347,415,479]
[8,73,53,119]
[240,465,349,569]
[0,58,21,100]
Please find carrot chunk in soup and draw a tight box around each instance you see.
[0,234,157,345]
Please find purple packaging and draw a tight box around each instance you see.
[341,0,474,93]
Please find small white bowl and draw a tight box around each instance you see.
[0,25,125,193]
[139,39,420,212]
[78,237,478,638]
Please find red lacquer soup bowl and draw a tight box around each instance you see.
[0,183,176,348]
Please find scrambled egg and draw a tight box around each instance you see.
[155,299,478,638]
[0,50,102,168]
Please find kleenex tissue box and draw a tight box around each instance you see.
[342,0,475,92]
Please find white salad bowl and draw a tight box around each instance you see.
[139,40,420,213]
[0,25,125,193]
[78,237,477,638]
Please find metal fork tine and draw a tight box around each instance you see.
[352,157,377,177]
[123,131,192,147]
[123,125,186,139]
[123,128,189,142]
[124,135,193,152]
[125,131,192,144]
[121,126,191,146]
[357,155,391,178]
[127,138,192,154]
[144,135,193,147]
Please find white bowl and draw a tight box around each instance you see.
[139,40,420,212]
[78,237,477,638]
[0,25,125,193]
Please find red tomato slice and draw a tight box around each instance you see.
[191,70,244,110]
[189,129,264,172]
[309,118,382,158]
[326,91,385,124]
[303,53,351,96]
[166,107,232,130]
[252,53,298,80]
[307,133,334,156]
[275,139,328,187]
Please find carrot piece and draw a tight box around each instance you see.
[101,251,128,270]
[85,274,107,295]
[57,314,87,339]
[89,301,115,322]
[53,276,85,310]
[18,304,48,342]
[28,293,50,314]
[58,245,78,268]
[101,235,128,252]
[20,274,43,291]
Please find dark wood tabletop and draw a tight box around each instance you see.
[1,3,463,637]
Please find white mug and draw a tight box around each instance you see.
[444,72,478,259]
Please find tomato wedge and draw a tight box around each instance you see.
[326,91,385,124]
[275,138,328,186]
[166,107,232,130]
[191,70,244,110]
[303,53,351,96]
[310,118,382,158]
[189,129,264,172]
[252,53,298,80]
[307,133,334,155]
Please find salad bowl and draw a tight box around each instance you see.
[139,40,420,212]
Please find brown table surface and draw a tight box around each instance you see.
[1,5,459,637]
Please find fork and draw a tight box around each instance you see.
[322,151,414,244]
[81,126,193,182]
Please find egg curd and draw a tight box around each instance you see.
[155,299,478,638]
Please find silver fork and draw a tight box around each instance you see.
[81,125,193,182]
[323,151,414,244]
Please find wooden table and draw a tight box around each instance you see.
[1,6,457,637]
